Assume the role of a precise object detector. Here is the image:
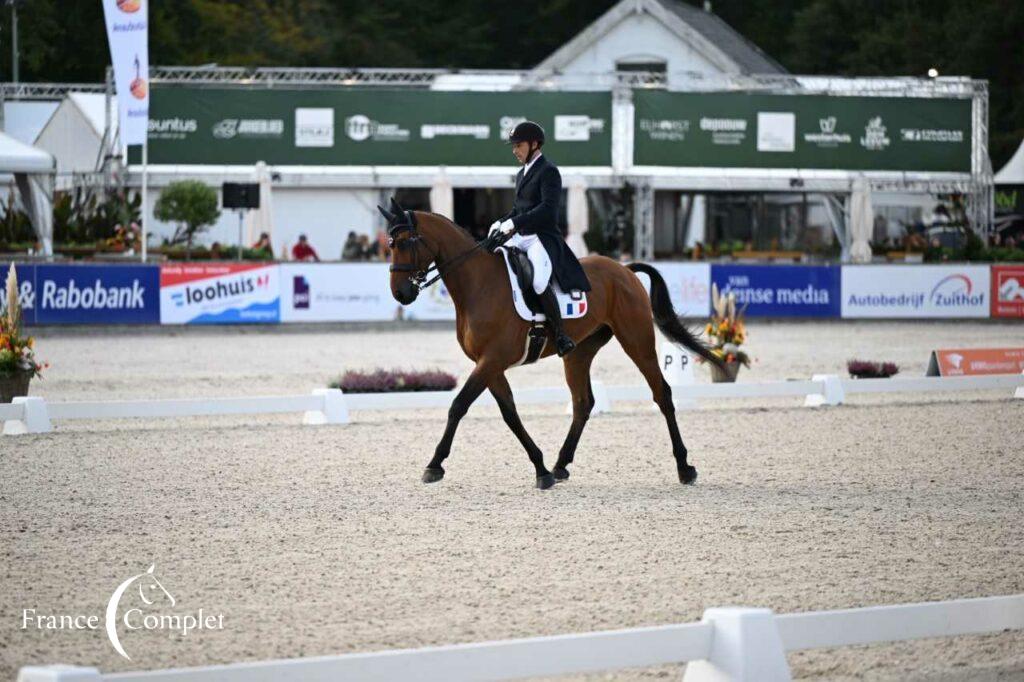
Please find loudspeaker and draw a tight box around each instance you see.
[222,182,260,209]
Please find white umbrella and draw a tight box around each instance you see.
[429,167,454,219]
[848,176,873,264]
[566,176,589,257]
[245,161,275,248]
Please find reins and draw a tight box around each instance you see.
[388,210,505,291]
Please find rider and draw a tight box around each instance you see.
[490,121,591,357]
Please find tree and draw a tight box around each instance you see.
[153,181,220,257]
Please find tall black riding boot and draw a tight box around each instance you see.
[538,285,575,357]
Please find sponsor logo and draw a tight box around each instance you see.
[20,564,225,661]
[293,275,310,309]
[860,116,890,150]
[719,275,830,306]
[171,272,270,307]
[900,128,964,143]
[500,116,527,138]
[700,117,747,145]
[998,276,1023,302]
[212,119,284,139]
[117,0,141,12]
[804,116,852,147]
[149,117,198,140]
[41,279,146,310]
[344,114,410,142]
[639,118,690,141]
[929,273,983,306]
[295,108,334,147]
[420,124,490,140]
[0,279,33,311]
[553,115,605,142]
[756,112,795,152]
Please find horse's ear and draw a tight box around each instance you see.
[390,197,404,213]
[377,205,395,223]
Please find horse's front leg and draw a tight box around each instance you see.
[423,362,493,483]
[488,373,554,490]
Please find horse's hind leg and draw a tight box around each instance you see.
[613,324,697,485]
[554,325,613,480]
[488,373,554,490]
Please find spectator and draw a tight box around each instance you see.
[291,234,320,262]
[357,234,375,260]
[342,231,362,260]
[251,232,273,255]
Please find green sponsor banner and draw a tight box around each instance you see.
[634,91,972,172]
[136,87,612,166]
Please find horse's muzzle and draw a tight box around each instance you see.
[393,279,419,305]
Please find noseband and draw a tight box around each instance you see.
[388,210,500,292]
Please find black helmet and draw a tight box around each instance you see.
[506,121,545,146]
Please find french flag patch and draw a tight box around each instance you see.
[565,300,587,316]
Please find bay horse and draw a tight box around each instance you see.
[379,199,723,489]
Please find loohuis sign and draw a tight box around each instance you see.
[633,91,972,173]
[136,87,612,166]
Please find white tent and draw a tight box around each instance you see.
[995,138,1024,185]
[848,176,873,264]
[0,132,56,256]
[429,167,454,219]
[245,161,275,248]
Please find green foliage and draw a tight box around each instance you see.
[154,180,220,255]
[51,190,141,246]
[0,191,34,247]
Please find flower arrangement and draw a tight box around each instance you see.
[703,282,750,367]
[1,265,47,378]
[847,359,899,379]
[330,368,457,393]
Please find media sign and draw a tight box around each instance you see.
[991,265,1024,318]
[710,265,841,317]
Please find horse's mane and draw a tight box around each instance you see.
[416,211,478,244]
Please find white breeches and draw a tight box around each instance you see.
[505,233,552,294]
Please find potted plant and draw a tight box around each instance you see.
[329,368,458,393]
[847,360,899,379]
[1,265,47,402]
[701,283,750,383]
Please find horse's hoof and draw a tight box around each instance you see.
[422,467,445,484]
[536,473,556,490]
[552,467,570,481]
[678,465,698,485]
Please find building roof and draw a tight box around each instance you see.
[534,0,788,76]
[659,0,787,75]
[995,137,1024,185]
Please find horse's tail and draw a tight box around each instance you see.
[626,262,725,370]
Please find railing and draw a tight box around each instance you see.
[16,594,1024,682]
[3,373,1023,435]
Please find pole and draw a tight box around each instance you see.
[141,136,148,262]
[11,1,18,85]
[237,209,244,261]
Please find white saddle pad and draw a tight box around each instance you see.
[497,247,588,322]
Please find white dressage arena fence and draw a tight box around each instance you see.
[3,372,1023,435]
[17,594,1024,682]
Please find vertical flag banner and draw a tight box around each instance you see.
[102,0,149,145]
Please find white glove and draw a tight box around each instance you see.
[488,220,501,236]
[498,219,516,235]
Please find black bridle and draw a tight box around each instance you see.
[388,210,502,291]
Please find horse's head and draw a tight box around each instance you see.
[137,563,176,607]
[378,198,439,305]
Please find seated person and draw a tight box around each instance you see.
[342,231,361,260]
[291,234,320,262]
[251,232,273,255]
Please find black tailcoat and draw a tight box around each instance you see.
[502,154,591,292]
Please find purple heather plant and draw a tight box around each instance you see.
[847,359,900,379]
[331,368,458,393]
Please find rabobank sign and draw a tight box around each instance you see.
[842,265,990,318]
[35,265,160,324]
